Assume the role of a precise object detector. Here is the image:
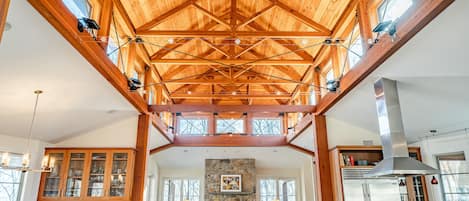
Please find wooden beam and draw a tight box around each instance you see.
[151,115,175,143]
[28,0,148,113]
[286,113,313,143]
[150,38,193,60]
[171,94,292,99]
[152,59,312,65]
[164,79,300,85]
[149,143,173,154]
[173,135,288,147]
[200,38,230,57]
[192,3,230,29]
[161,49,216,80]
[313,115,333,201]
[149,104,315,113]
[271,0,331,34]
[112,0,136,35]
[136,0,192,31]
[97,0,113,49]
[132,114,151,201]
[357,0,373,53]
[137,30,331,38]
[0,0,11,43]
[235,38,266,58]
[316,0,455,115]
[288,144,315,156]
[237,4,275,28]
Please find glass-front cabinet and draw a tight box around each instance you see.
[38,148,134,201]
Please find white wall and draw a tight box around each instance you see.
[0,134,48,201]
[326,117,382,149]
[54,116,138,148]
[410,132,469,201]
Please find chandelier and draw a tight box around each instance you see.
[0,90,53,172]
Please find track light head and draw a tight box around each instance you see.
[373,20,397,38]
[127,77,142,92]
[326,80,340,93]
[77,18,100,33]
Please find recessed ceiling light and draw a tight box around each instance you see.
[231,91,237,95]
[187,90,192,94]
[168,38,174,44]
[276,91,281,95]
[301,39,308,45]
[234,38,241,45]
[4,22,12,32]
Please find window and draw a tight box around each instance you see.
[437,153,469,201]
[309,90,316,105]
[106,38,119,65]
[326,69,334,82]
[62,0,91,18]
[348,37,364,68]
[178,117,208,135]
[162,178,200,201]
[253,118,282,135]
[0,153,25,201]
[378,0,414,22]
[259,178,296,201]
[216,118,244,134]
[148,90,154,104]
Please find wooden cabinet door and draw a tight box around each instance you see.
[38,150,67,201]
[107,150,134,200]
[83,150,111,200]
[63,151,88,199]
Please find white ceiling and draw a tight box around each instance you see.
[152,147,312,169]
[291,125,315,151]
[0,1,137,142]
[326,0,469,141]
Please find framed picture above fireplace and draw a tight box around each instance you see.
[220,174,242,192]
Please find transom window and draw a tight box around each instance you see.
[106,38,119,65]
[378,0,414,22]
[437,153,469,201]
[0,153,25,201]
[62,0,91,18]
[347,26,364,68]
[259,178,296,201]
[162,178,200,201]
[178,117,208,135]
[326,69,334,82]
[216,118,245,134]
[253,118,282,135]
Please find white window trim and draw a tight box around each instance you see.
[160,177,202,201]
[257,176,300,201]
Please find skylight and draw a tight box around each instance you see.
[62,0,91,18]
[379,0,414,22]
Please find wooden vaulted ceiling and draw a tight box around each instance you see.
[112,0,357,105]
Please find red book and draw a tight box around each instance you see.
[349,155,355,166]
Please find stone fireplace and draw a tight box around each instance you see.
[205,159,256,201]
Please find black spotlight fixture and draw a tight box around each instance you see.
[77,17,100,39]
[127,77,142,92]
[326,80,340,93]
[372,20,397,40]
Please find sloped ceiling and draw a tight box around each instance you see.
[326,0,469,141]
[0,0,137,142]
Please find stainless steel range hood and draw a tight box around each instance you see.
[366,78,439,177]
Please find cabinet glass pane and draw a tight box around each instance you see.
[65,153,85,197]
[87,153,106,197]
[342,180,366,201]
[42,153,64,197]
[368,179,401,201]
[110,153,128,197]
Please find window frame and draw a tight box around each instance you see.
[215,117,246,134]
[257,177,298,201]
[252,117,283,136]
[62,0,92,19]
[161,177,201,201]
[377,0,415,23]
[177,116,209,136]
[437,152,469,201]
[0,152,27,201]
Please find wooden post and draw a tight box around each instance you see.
[357,0,373,53]
[313,114,333,201]
[132,114,151,201]
[97,0,113,49]
[0,0,11,43]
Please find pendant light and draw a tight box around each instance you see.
[0,90,53,172]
